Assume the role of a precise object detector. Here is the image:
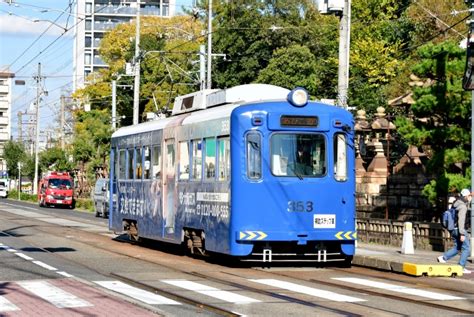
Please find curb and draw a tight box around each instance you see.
[353,255,404,273]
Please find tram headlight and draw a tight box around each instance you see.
[287,87,309,107]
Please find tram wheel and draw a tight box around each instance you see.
[341,256,353,268]
[128,222,140,242]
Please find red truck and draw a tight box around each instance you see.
[38,171,75,208]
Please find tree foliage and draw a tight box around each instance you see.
[3,141,28,177]
[69,0,471,203]
[39,147,74,173]
[73,16,203,126]
[395,41,470,201]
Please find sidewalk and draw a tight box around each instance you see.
[354,242,474,276]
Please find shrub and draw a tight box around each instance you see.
[8,189,37,202]
[74,198,94,212]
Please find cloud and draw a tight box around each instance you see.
[0,14,72,37]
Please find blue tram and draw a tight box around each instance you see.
[109,84,356,263]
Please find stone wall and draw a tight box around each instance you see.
[356,219,453,251]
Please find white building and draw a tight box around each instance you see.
[73,0,176,91]
[0,70,13,177]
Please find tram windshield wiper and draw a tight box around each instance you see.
[287,164,304,180]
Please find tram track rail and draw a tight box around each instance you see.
[253,269,474,315]
[111,272,240,317]
[1,205,473,316]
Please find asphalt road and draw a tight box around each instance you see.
[0,199,473,316]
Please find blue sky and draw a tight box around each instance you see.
[0,0,193,139]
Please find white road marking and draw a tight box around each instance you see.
[162,280,260,304]
[14,252,34,261]
[0,296,20,312]
[0,207,106,232]
[18,280,93,308]
[249,279,365,302]
[332,277,464,301]
[32,260,57,271]
[95,281,180,305]
[57,271,74,278]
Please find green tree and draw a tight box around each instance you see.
[257,45,319,95]
[211,0,326,90]
[3,141,31,179]
[74,16,203,126]
[395,41,470,203]
[39,147,74,174]
[72,109,113,197]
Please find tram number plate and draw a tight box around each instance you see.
[314,214,336,228]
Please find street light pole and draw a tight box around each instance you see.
[17,162,21,200]
[33,62,42,195]
[132,1,141,125]
[112,80,117,130]
[471,89,474,258]
[206,0,212,89]
[337,0,351,109]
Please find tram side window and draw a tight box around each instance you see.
[218,137,230,181]
[165,140,175,177]
[152,145,161,179]
[334,133,348,181]
[179,141,190,180]
[114,148,119,181]
[205,137,216,180]
[143,146,150,179]
[127,149,134,179]
[246,132,262,179]
[192,139,202,180]
[119,149,126,179]
[136,148,142,179]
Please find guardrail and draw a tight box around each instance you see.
[356,218,452,252]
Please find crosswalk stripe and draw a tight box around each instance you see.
[18,280,93,308]
[162,280,260,304]
[32,260,57,271]
[94,281,181,305]
[0,296,20,312]
[57,271,74,278]
[249,279,365,302]
[14,252,34,261]
[332,277,464,301]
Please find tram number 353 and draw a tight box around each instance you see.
[287,200,314,212]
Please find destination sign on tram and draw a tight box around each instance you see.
[280,115,318,127]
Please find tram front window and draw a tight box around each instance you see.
[270,134,326,177]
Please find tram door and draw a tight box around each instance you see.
[163,139,176,235]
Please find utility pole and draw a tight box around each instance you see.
[17,111,22,143]
[17,162,21,200]
[33,62,42,195]
[112,80,117,130]
[132,0,141,125]
[337,0,351,109]
[206,0,212,89]
[469,0,474,259]
[461,0,474,258]
[316,0,350,109]
[200,45,206,90]
[60,95,65,150]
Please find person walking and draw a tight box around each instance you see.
[438,188,472,274]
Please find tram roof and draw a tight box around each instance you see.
[112,84,291,139]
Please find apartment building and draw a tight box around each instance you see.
[0,70,13,177]
[73,0,176,91]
